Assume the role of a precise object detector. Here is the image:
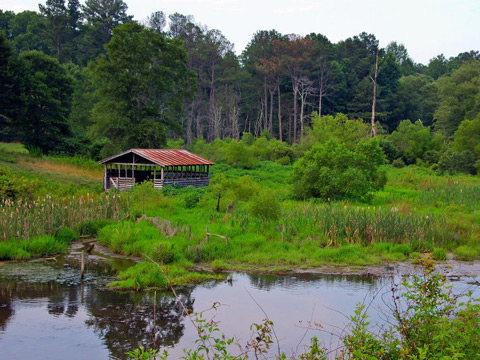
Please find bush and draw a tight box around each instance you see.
[454,245,479,261]
[391,244,411,256]
[55,226,78,244]
[223,141,257,169]
[181,186,205,209]
[389,120,442,164]
[153,243,176,264]
[249,189,282,221]
[378,137,401,163]
[291,139,387,201]
[77,219,115,235]
[438,150,477,175]
[343,258,480,359]
[433,247,447,260]
[0,168,37,201]
[392,158,405,168]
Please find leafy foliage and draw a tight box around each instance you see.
[90,22,195,157]
[291,139,386,200]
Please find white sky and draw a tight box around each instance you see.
[1,0,479,64]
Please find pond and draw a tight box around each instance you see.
[0,248,478,359]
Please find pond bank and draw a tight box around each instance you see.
[66,239,480,289]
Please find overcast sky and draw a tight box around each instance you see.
[2,0,479,64]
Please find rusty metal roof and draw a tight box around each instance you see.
[99,149,215,167]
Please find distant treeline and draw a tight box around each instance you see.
[0,1,479,165]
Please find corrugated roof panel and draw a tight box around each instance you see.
[99,149,215,166]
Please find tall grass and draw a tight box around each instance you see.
[0,193,127,241]
[226,202,451,251]
[418,183,480,211]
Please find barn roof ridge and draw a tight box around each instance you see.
[98,148,215,167]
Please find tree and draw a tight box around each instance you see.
[82,0,132,59]
[385,41,416,76]
[146,11,166,33]
[242,30,284,139]
[90,22,196,157]
[452,113,480,159]
[427,54,449,80]
[305,113,370,149]
[291,138,386,200]
[395,74,438,127]
[15,51,73,152]
[274,34,314,143]
[39,0,69,61]
[0,32,22,141]
[4,11,50,54]
[434,60,480,136]
[389,120,442,164]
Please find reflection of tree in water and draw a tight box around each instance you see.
[0,282,14,331]
[0,278,82,329]
[248,273,381,291]
[85,288,194,359]
[47,284,79,317]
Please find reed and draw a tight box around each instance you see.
[0,193,128,241]
[418,183,480,211]
[229,202,451,250]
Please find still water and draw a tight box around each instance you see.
[0,254,478,360]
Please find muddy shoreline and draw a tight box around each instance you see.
[65,239,480,286]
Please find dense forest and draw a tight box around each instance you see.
[1,0,480,173]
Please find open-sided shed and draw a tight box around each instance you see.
[99,149,215,191]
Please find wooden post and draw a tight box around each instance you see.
[206,225,209,240]
[81,250,85,279]
[225,234,228,246]
[132,154,135,182]
[104,164,107,191]
[282,225,285,243]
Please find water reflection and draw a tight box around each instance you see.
[0,259,477,360]
[0,261,193,360]
[249,272,381,291]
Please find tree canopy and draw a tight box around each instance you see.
[89,22,196,157]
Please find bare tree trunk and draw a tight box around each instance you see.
[212,102,222,139]
[264,76,268,131]
[269,88,274,135]
[369,52,379,137]
[317,60,329,117]
[230,104,240,141]
[277,82,282,141]
[185,102,194,146]
[298,76,315,140]
[292,78,299,143]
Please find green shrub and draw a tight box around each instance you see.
[438,150,477,175]
[153,243,176,264]
[55,226,78,244]
[391,244,411,256]
[392,158,405,168]
[389,120,442,165]
[249,189,281,221]
[211,259,229,271]
[223,141,257,169]
[275,156,291,165]
[343,258,480,359]
[378,137,401,163]
[0,168,37,201]
[77,219,115,235]
[291,139,386,201]
[432,247,447,260]
[454,245,479,261]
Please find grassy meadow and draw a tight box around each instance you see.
[1,142,480,289]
